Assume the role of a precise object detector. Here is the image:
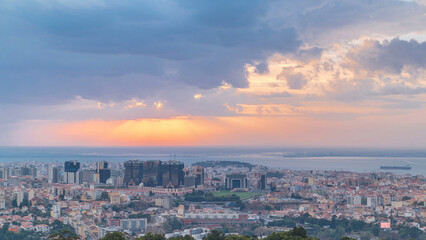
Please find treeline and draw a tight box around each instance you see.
[268,214,376,232]
[0,223,42,240]
[267,214,424,240]
[99,228,318,240]
[0,219,76,240]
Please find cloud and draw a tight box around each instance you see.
[0,0,301,104]
[277,69,309,90]
[1,0,426,147]
[193,94,203,100]
[254,62,270,74]
[1,0,424,105]
[269,0,426,45]
[345,38,426,74]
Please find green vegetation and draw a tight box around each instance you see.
[267,214,425,240]
[48,230,80,240]
[184,191,240,202]
[100,227,317,240]
[99,232,128,240]
[211,190,254,200]
[164,217,184,233]
[0,223,42,240]
[49,220,76,236]
[340,237,356,240]
[393,224,424,239]
[266,172,285,179]
[185,190,254,202]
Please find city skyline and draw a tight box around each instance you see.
[1,0,426,147]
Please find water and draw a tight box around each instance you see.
[0,147,424,175]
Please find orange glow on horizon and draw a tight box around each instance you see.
[11,109,426,148]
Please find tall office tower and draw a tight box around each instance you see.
[94,161,111,184]
[260,174,266,190]
[99,169,111,184]
[78,169,95,185]
[143,160,163,187]
[162,161,184,187]
[48,166,60,183]
[10,167,21,177]
[124,160,144,186]
[64,161,80,184]
[194,166,205,186]
[97,161,108,170]
[0,168,9,180]
[20,166,37,177]
[21,167,30,176]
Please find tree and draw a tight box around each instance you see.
[135,232,166,240]
[12,198,17,207]
[20,195,30,208]
[164,217,184,233]
[169,236,195,240]
[290,227,307,238]
[1,222,10,233]
[263,227,318,240]
[340,237,356,240]
[48,230,81,240]
[49,220,76,235]
[99,232,126,240]
[203,230,226,240]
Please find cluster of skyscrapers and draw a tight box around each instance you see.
[0,166,37,179]
[36,160,205,189]
[123,160,204,188]
[47,160,112,185]
[123,160,185,187]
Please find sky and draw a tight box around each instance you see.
[1,0,426,147]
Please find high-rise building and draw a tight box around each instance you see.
[123,160,184,188]
[0,168,9,180]
[94,161,111,184]
[143,160,163,187]
[194,166,205,187]
[99,169,111,184]
[21,166,37,177]
[249,172,267,190]
[48,166,60,183]
[124,160,144,186]
[162,161,184,187]
[97,161,108,170]
[77,169,95,185]
[64,161,80,184]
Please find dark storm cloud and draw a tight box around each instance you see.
[0,0,300,103]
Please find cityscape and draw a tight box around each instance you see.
[0,159,423,239]
[1,0,426,239]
